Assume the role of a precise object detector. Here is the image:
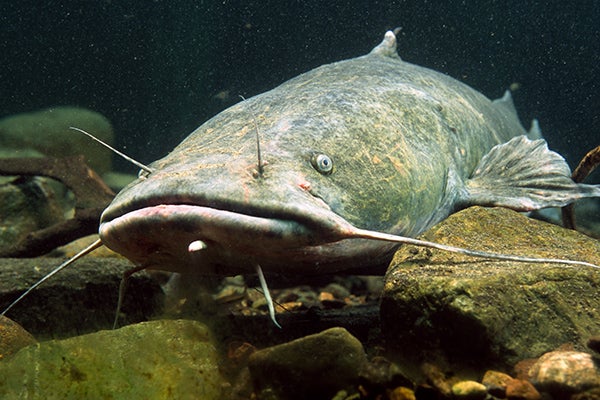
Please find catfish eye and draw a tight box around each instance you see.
[311,153,333,175]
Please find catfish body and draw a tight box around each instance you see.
[98,31,599,276]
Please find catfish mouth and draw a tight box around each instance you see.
[100,192,355,241]
[98,195,362,274]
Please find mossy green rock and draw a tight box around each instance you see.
[381,206,600,369]
[0,319,225,399]
[248,327,368,400]
[0,106,114,174]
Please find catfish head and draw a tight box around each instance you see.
[99,97,405,276]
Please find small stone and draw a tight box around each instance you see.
[213,283,246,303]
[331,390,350,400]
[482,370,513,398]
[227,341,256,364]
[514,358,538,380]
[277,286,319,307]
[276,301,304,312]
[505,379,541,400]
[323,282,351,298]
[251,296,267,310]
[482,370,513,386]
[388,386,416,400]
[248,327,368,400]
[343,294,365,306]
[319,291,335,302]
[529,350,600,395]
[451,380,487,399]
[319,291,346,309]
[421,362,454,397]
[358,356,412,396]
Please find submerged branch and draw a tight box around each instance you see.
[0,156,114,257]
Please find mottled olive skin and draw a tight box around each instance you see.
[99,33,526,274]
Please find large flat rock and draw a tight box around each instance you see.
[0,257,163,338]
[381,206,600,370]
[0,319,225,399]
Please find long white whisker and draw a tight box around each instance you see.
[69,126,154,173]
[353,228,600,269]
[255,263,282,328]
[1,239,104,317]
[112,263,148,329]
[239,95,264,176]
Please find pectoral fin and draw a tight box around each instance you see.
[464,135,600,211]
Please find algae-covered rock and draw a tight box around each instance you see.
[0,257,163,338]
[451,380,487,399]
[0,106,114,174]
[0,316,37,360]
[381,206,600,369]
[0,319,225,399]
[248,327,368,399]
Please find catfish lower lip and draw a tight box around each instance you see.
[100,204,344,249]
[98,204,363,275]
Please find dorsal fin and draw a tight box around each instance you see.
[369,29,401,59]
[492,90,519,118]
[527,119,542,139]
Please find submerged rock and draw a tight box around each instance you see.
[248,327,368,399]
[451,380,487,399]
[481,370,513,397]
[0,106,114,174]
[0,316,37,360]
[0,319,225,399]
[505,378,541,400]
[0,257,163,338]
[381,206,600,370]
[529,350,600,396]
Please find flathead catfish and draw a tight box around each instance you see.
[97,30,599,277]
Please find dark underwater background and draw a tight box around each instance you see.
[1,1,598,174]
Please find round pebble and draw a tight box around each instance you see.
[482,370,513,397]
[505,379,541,400]
[388,386,416,400]
[529,350,600,395]
[451,380,487,400]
